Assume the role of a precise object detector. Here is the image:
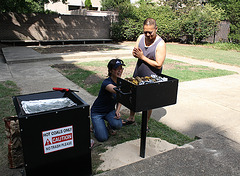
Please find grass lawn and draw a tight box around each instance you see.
[0,81,20,174]
[166,43,240,67]
[162,59,236,82]
[0,81,20,146]
[53,58,236,96]
[202,42,240,52]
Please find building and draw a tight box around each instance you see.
[44,0,102,15]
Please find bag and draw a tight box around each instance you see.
[3,116,24,168]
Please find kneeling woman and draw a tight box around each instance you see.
[91,59,125,142]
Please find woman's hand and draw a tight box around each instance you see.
[114,111,121,119]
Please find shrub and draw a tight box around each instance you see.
[108,1,224,43]
[181,4,223,43]
[111,1,181,41]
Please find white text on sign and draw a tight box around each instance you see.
[42,125,74,154]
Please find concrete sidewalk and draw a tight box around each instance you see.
[153,74,240,138]
[2,44,132,64]
[1,45,240,175]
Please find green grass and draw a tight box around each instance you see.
[53,59,236,96]
[163,59,236,82]
[66,69,102,96]
[166,43,240,67]
[203,42,240,52]
[0,81,20,172]
[0,81,20,144]
[52,66,102,96]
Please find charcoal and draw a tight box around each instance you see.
[125,75,168,85]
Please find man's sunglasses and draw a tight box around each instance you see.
[144,31,154,35]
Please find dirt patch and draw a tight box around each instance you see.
[188,67,209,72]
[33,45,120,54]
[163,62,191,70]
[84,74,105,85]
[52,63,79,70]
[97,137,177,171]
[163,63,176,70]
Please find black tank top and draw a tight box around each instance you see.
[133,35,163,77]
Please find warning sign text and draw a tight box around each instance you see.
[42,125,74,154]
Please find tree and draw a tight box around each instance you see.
[181,4,223,43]
[0,0,67,13]
[101,0,130,11]
[85,0,92,10]
[208,0,240,43]
[159,0,199,11]
[226,0,240,43]
[108,0,224,43]
[110,1,181,41]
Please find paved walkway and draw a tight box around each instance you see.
[1,45,240,175]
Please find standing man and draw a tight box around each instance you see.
[124,18,166,131]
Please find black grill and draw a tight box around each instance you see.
[114,74,179,158]
[115,74,179,112]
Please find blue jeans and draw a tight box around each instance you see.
[91,110,122,142]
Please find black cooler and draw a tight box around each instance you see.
[12,90,92,176]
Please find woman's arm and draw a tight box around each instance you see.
[105,84,116,94]
[105,84,122,119]
[115,103,122,119]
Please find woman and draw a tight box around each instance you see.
[91,59,125,142]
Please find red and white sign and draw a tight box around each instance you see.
[42,125,74,154]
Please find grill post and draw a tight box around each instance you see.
[140,110,148,158]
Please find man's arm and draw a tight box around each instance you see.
[132,35,143,56]
[133,39,166,69]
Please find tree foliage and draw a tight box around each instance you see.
[101,0,131,11]
[226,0,240,43]
[85,0,92,10]
[208,0,240,43]
[181,4,223,43]
[108,0,223,43]
[0,0,67,13]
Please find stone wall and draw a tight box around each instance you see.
[0,13,111,40]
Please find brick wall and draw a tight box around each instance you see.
[0,13,111,40]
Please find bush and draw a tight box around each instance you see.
[226,0,240,43]
[108,1,224,43]
[181,4,223,43]
[85,0,92,9]
[111,1,181,41]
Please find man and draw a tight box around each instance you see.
[124,18,166,131]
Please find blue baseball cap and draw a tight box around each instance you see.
[113,59,126,69]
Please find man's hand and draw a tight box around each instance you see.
[132,47,144,60]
